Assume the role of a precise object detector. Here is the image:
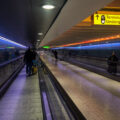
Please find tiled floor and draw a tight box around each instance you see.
[0,68,43,120]
[41,55,120,120]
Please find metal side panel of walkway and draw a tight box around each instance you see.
[0,67,43,120]
[41,55,120,120]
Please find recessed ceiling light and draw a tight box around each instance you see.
[37,40,41,41]
[42,5,55,10]
[38,33,43,35]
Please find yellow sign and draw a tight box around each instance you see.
[94,14,120,25]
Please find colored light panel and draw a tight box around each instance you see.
[6,47,15,49]
[43,46,50,49]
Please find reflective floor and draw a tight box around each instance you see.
[0,68,43,120]
[41,55,120,120]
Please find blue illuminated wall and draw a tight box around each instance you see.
[0,36,27,64]
[52,42,120,58]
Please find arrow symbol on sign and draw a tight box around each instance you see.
[96,14,99,20]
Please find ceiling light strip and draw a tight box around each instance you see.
[0,36,27,48]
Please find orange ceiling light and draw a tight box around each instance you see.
[56,34,120,47]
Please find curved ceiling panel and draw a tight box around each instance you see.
[40,0,113,47]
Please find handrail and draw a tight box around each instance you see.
[71,55,120,63]
[0,56,23,68]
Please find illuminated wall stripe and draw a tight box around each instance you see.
[0,36,27,48]
[52,42,120,50]
[55,34,120,48]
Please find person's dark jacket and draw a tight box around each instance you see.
[24,49,33,63]
[32,50,37,60]
[53,51,57,59]
[108,55,118,66]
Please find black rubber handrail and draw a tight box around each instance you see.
[0,63,24,97]
[0,56,23,68]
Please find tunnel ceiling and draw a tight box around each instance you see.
[40,0,113,47]
[46,1,120,47]
[0,0,118,48]
[45,25,120,47]
[0,0,66,47]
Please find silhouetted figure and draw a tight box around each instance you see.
[32,49,38,67]
[31,48,38,74]
[32,48,37,61]
[24,48,33,76]
[52,50,58,64]
[107,51,118,75]
[53,50,58,60]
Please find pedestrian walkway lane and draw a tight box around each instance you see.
[41,55,120,120]
[0,67,43,120]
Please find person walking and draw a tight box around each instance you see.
[107,51,118,75]
[24,48,33,76]
[31,48,38,74]
[32,48,37,62]
[53,50,58,60]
